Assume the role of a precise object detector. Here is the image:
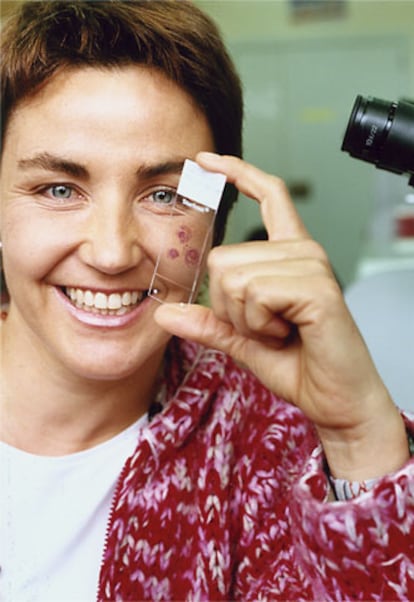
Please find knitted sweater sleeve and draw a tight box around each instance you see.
[232,384,414,601]
[290,415,414,601]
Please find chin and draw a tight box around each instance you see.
[64,337,170,383]
[71,360,144,383]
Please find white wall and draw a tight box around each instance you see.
[196,0,414,91]
[198,0,414,99]
[196,0,414,284]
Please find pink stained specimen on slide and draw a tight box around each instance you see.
[148,160,226,304]
[185,248,200,267]
[167,248,180,259]
[177,225,192,244]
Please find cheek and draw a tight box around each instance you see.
[2,215,36,280]
[1,210,71,284]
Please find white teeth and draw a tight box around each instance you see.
[94,292,107,310]
[122,291,131,306]
[76,289,84,305]
[84,290,94,307]
[108,293,122,310]
[65,288,144,314]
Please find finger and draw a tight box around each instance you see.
[243,274,304,335]
[153,303,287,361]
[196,152,309,242]
[220,288,292,340]
[154,303,248,359]
[242,272,344,335]
[207,238,328,272]
[208,255,330,334]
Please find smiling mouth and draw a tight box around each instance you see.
[63,287,148,316]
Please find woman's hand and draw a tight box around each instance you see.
[155,153,409,481]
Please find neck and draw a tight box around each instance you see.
[0,322,166,456]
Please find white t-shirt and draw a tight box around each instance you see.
[0,415,147,602]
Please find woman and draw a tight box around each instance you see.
[0,2,413,601]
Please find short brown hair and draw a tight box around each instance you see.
[0,0,243,244]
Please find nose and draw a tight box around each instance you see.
[80,198,144,275]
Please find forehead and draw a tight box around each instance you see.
[3,65,214,163]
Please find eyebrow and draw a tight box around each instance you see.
[18,152,89,178]
[18,153,186,181]
[135,160,186,180]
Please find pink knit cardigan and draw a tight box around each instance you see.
[98,338,414,601]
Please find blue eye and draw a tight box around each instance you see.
[152,189,176,205]
[49,185,73,199]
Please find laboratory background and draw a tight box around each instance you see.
[197,0,414,414]
[1,0,414,409]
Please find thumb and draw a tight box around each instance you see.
[154,303,246,359]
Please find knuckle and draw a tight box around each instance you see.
[207,246,223,271]
[268,174,289,196]
[315,274,343,306]
[303,239,328,262]
[246,276,260,297]
[245,277,267,306]
[221,269,244,297]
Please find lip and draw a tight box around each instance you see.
[54,286,153,329]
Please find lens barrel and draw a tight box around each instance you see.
[341,95,414,186]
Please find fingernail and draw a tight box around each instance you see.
[197,151,221,163]
[155,303,188,317]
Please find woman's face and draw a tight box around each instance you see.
[0,65,215,380]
